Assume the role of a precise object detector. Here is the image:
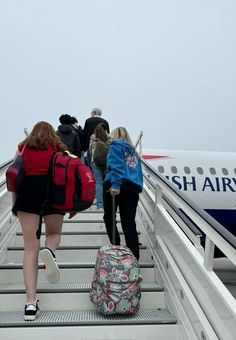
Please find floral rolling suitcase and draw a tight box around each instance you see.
[90,195,142,314]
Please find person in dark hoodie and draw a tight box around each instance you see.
[57,114,81,157]
[103,127,143,260]
[70,116,84,151]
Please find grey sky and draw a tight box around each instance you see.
[1,0,236,162]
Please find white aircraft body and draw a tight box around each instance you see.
[142,149,236,235]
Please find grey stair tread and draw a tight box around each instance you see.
[0,282,163,293]
[0,308,177,327]
[25,219,109,228]
[16,231,140,236]
[62,219,120,223]
[64,210,105,215]
[63,209,120,215]
[7,244,147,250]
[0,261,154,269]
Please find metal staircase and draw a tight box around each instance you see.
[0,204,179,340]
[0,157,235,339]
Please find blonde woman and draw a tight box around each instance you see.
[12,121,66,321]
[103,127,143,260]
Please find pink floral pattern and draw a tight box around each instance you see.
[90,245,141,315]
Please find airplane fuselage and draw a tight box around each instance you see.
[143,149,236,234]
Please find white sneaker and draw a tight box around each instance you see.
[40,248,60,284]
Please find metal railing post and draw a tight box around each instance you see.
[134,131,143,157]
[204,236,215,270]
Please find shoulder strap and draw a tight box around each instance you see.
[20,144,27,154]
[35,151,58,240]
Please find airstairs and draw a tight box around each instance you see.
[0,158,235,340]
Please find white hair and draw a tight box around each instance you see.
[91,108,102,116]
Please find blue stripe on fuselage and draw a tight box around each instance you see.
[205,209,236,237]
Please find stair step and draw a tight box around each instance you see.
[5,248,151,262]
[62,219,120,224]
[0,267,155,284]
[13,234,145,246]
[16,223,124,233]
[0,282,163,293]
[7,244,147,250]
[0,291,165,311]
[0,308,177,327]
[63,219,107,223]
[0,261,153,270]
[16,230,140,236]
[0,324,180,340]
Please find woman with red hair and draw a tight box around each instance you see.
[12,121,66,321]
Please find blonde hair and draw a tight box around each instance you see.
[110,127,133,145]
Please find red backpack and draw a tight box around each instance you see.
[50,152,95,212]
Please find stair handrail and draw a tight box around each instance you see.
[24,127,29,136]
[139,164,236,338]
[141,159,236,253]
[134,131,143,157]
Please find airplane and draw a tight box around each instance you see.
[142,149,236,237]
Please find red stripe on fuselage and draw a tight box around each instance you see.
[142,155,168,160]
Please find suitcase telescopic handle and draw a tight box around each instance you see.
[112,194,116,244]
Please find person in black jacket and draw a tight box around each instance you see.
[71,116,84,161]
[57,114,81,157]
[71,116,84,150]
[83,108,110,166]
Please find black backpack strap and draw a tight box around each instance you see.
[36,214,43,240]
[35,191,49,240]
[35,152,57,239]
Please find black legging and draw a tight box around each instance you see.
[103,181,140,260]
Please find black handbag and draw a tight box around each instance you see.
[6,145,26,193]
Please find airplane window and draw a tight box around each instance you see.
[184,166,191,174]
[222,168,229,175]
[157,166,164,173]
[209,167,216,175]
[234,169,236,175]
[171,166,177,174]
[197,167,203,175]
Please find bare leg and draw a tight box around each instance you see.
[18,212,40,303]
[44,214,64,252]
